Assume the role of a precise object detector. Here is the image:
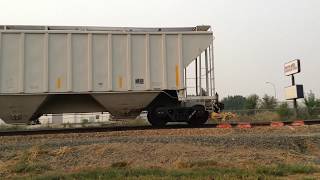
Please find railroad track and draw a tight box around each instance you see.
[0,119,319,137]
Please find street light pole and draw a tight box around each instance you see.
[266,82,277,99]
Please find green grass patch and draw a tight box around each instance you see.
[12,161,50,174]
[10,147,50,174]
[256,164,318,176]
[0,125,27,131]
[14,163,320,180]
[18,167,268,180]
[302,178,318,180]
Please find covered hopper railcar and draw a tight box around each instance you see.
[0,25,222,126]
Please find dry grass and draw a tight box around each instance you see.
[1,126,320,179]
[113,118,149,126]
[53,146,73,157]
[7,146,51,174]
[110,161,130,168]
[173,159,218,169]
[238,111,281,122]
[27,146,47,161]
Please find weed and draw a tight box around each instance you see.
[62,123,71,128]
[9,146,50,174]
[118,118,149,126]
[54,146,73,157]
[0,125,27,131]
[80,119,89,127]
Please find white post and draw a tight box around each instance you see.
[107,34,113,91]
[208,46,212,96]
[205,49,209,96]
[210,44,215,96]
[199,53,202,96]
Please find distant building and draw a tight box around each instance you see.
[39,113,111,125]
[0,119,5,125]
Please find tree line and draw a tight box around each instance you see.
[221,92,320,119]
[221,94,277,110]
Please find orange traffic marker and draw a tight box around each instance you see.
[291,120,305,126]
[237,123,252,129]
[271,122,284,127]
[217,123,232,129]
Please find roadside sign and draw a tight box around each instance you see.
[284,59,303,118]
[284,59,301,76]
[284,85,304,100]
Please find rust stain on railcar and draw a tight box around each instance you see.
[56,78,62,89]
[175,65,180,88]
[118,76,123,89]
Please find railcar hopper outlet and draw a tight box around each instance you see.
[0,25,223,125]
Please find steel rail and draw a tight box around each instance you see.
[0,119,319,137]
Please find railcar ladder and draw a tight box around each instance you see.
[180,42,219,111]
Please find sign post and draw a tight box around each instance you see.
[291,74,298,114]
[284,59,304,118]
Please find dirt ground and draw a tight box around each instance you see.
[0,125,320,179]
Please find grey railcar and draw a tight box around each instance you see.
[0,25,222,126]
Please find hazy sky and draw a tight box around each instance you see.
[1,0,319,100]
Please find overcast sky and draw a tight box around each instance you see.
[1,0,319,100]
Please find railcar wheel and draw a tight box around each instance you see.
[147,107,167,127]
[187,105,209,126]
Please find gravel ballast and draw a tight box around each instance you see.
[0,125,319,178]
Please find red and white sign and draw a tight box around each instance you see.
[284,59,301,76]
